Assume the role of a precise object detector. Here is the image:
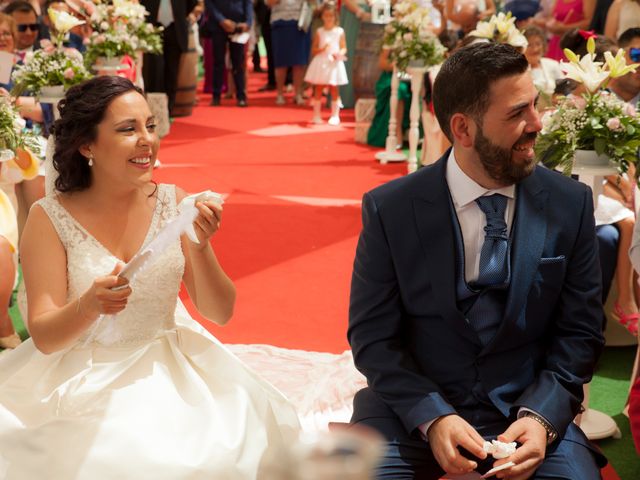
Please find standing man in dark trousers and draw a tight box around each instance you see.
[141,0,198,114]
[206,0,252,107]
[255,0,276,90]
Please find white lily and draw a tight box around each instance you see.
[561,54,609,92]
[469,21,496,39]
[48,8,85,35]
[604,49,639,78]
[506,29,528,48]
[494,12,515,35]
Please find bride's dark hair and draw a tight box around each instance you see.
[51,76,144,193]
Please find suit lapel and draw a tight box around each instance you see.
[413,155,482,347]
[486,169,549,350]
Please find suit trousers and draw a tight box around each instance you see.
[351,389,603,480]
[211,28,247,101]
[142,22,182,113]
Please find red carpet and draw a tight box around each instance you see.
[155,73,405,352]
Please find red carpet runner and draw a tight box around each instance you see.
[155,74,405,352]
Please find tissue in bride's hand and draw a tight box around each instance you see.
[116,202,199,285]
[179,190,224,244]
[483,440,517,459]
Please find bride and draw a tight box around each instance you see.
[0,76,300,479]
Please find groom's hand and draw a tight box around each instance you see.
[427,414,487,475]
[493,417,547,479]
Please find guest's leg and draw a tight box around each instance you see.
[292,65,305,101]
[275,67,286,103]
[614,217,638,316]
[163,23,181,113]
[211,28,228,103]
[228,40,247,102]
[263,15,275,86]
[596,224,619,305]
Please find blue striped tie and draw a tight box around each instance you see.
[475,194,510,288]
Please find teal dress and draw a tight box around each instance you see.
[339,2,370,109]
[367,71,412,148]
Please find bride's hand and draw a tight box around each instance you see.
[191,200,222,249]
[80,263,132,317]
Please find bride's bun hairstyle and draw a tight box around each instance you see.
[51,76,144,193]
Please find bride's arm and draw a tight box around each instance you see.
[178,188,236,325]
[20,206,131,354]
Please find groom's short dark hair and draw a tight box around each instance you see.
[433,42,529,142]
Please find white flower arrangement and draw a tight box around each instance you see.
[469,12,528,49]
[0,96,41,162]
[382,0,446,72]
[81,0,163,66]
[10,7,91,96]
[535,37,640,175]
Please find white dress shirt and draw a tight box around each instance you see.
[445,149,515,284]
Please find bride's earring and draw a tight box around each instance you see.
[87,154,94,167]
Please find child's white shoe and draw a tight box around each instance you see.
[275,95,285,105]
[328,101,340,125]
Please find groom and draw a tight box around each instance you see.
[348,42,606,479]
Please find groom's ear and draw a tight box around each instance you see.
[450,113,474,148]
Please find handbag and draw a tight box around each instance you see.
[297,1,313,33]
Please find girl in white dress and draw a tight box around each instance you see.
[0,76,299,479]
[304,2,348,125]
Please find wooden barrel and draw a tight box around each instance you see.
[171,27,198,117]
[352,22,385,100]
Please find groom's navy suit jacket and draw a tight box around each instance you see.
[348,150,605,445]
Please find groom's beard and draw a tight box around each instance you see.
[474,128,537,186]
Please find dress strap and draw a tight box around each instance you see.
[33,196,89,251]
[154,184,179,231]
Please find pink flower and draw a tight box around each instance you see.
[606,117,622,130]
[572,96,587,110]
[63,67,75,80]
[40,39,55,53]
[94,34,106,44]
[625,103,637,117]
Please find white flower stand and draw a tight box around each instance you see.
[375,66,408,164]
[405,64,427,173]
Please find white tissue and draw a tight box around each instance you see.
[482,440,517,459]
[179,190,224,244]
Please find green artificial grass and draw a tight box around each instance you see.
[591,346,640,479]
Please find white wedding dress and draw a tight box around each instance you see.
[0,184,302,479]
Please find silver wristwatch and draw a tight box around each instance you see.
[521,411,558,444]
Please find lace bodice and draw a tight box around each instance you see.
[36,184,185,347]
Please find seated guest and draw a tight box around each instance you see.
[349,42,606,479]
[545,0,596,60]
[4,1,39,60]
[0,147,39,350]
[38,0,85,52]
[523,25,563,105]
[605,0,640,40]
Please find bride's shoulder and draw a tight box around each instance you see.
[173,185,188,203]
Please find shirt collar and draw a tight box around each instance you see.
[445,149,516,208]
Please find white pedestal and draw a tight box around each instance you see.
[375,66,407,164]
[572,164,622,441]
[405,65,427,174]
